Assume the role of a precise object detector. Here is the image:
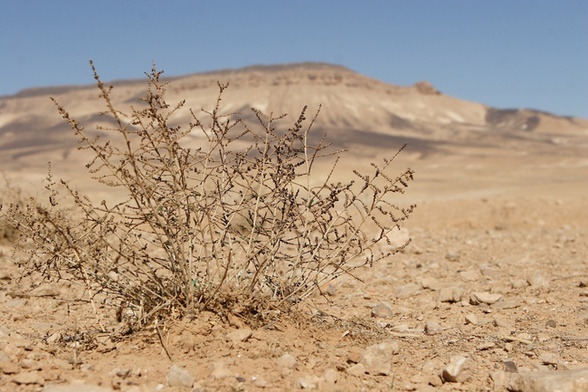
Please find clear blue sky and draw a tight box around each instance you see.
[1,0,587,118]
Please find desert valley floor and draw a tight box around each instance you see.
[1,138,588,392]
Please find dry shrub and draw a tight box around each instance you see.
[0,62,415,332]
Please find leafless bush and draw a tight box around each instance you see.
[0,62,415,332]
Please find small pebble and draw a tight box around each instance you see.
[470,292,502,305]
[276,354,297,369]
[167,364,193,388]
[502,360,518,373]
[371,302,393,318]
[445,251,461,261]
[440,355,470,383]
[323,368,339,384]
[438,286,463,303]
[464,313,478,325]
[360,342,398,376]
[225,328,253,343]
[395,283,421,299]
[425,321,443,335]
[346,363,366,377]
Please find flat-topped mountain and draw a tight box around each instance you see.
[1,63,587,199]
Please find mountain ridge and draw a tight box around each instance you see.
[1,62,587,173]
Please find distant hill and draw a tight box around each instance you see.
[1,62,587,171]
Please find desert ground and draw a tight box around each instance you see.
[2,146,587,392]
[1,64,587,391]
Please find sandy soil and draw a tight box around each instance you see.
[1,138,587,392]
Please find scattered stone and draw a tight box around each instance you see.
[489,371,509,389]
[167,364,193,388]
[43,385,113,392]
[113,368,131,378]
[298,375,321,389]
[545,319,557,328]
[346,348,362,364]
[493,318,513,330]
[427,373,443,387]
[470,292,502,305]
[492,300,520,310]
[111,378,122,390]
[210,362,233,379]
[440,355,470,383]
[464,313,478,325]
[346,363,366,377]
[51,358,73,371]
[225,328,253,343]
[515,332,533,343]
[371,302,394,318]
[420,277,442,290]
[323,368,339,384]
[509,368,588,392]
[511,279,528,289]
[46,332,61,345]
[360,341,399,376]
[438,286,463,303]
[539,352,560,366]
[276,354,297,369]
[459,270,479,281]
[503,360,518,373]
[445,250,461,261]
[12,371,45,385]
[476,342,495,351]
[30,284,60,297]
[537,332,551,343]
[0,325,12,338]
[0,360,19,374]
[253,376,268,388]
[526,271,547,287]
[480,266,502,278]
[425,321,443,335]
[20,358,42,370]
[387,227,411,250]
[395,283,421,299]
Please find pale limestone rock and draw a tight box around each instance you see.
[276,354,297,369]
[440,355,470,383]
[360,341,399,376]
[509,368,588,392]
[167,364,193,388]
[371,302,393,318]
[470,291,502,305]
[225,328,253,343]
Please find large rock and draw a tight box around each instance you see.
[509,368,588,392]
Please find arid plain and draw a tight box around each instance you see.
[1,64,587,391]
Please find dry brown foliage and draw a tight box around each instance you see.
[0,62,415,332]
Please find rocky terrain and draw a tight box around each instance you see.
[1,63,587,391]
